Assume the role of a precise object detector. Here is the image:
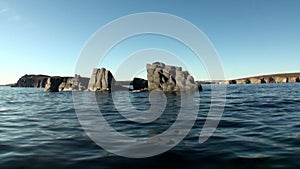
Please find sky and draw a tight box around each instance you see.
[0,0,300,84]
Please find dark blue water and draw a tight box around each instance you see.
[1,84,300,169]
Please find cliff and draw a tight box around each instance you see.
[227,73,300,84]
[12,74,90,92]
[12,74,50,88]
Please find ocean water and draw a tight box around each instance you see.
[0,84,300,169]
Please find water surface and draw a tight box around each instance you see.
[0,84,300,169]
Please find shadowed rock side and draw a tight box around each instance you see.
[131,77,148,91]
[226,73,300,84]
[72,74,90,91]
[45,76,65,92]
[146,62,202,92]
[12,74,50,88]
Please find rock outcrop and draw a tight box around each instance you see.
[229,80,237,84]
[12,74,49,88]
[58,77,74,91]
[44,75,90,92]
[146,62,202,92]
[131,77,148,91]
[14,63,205,93]
[88,68,116,91]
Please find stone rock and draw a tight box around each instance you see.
[196,82,203,91]
[261,78,267,84]
[269,77,276,83]
[146,62,202,92]
[245,79,251,84]
[229,80,237,84]
[12,74,49,88]
[88,68,116,91]
[44,77,63,92]
[132,77,148,91]
[58,77,74,91]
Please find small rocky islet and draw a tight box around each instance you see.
[11,62,203,92]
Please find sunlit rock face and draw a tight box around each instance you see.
[58,77,74,91]
[146,62,202,92]
[88,68,116,91]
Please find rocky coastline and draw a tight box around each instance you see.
[225,73,300,84]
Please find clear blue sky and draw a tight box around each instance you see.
[1,0,300,84]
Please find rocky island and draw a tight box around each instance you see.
[11,63,300,91]
[85,62,202,92]
[11,62,203,92]
[146,62,202,92]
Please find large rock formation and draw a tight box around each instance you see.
[146,62,202,92]
[12,74,49,88]
[44,75,90,92]
[88,68,116,91]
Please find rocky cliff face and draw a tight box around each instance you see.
[146,62,202,92]
[14,71,116,92]
[227,73,300,84]
[87,68,116,91]
[44,75,90,92]
[44,76,65,92]
[12,74,50,88]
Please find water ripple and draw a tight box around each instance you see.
[0,84,300,169]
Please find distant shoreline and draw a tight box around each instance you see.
[224,72,300,84]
